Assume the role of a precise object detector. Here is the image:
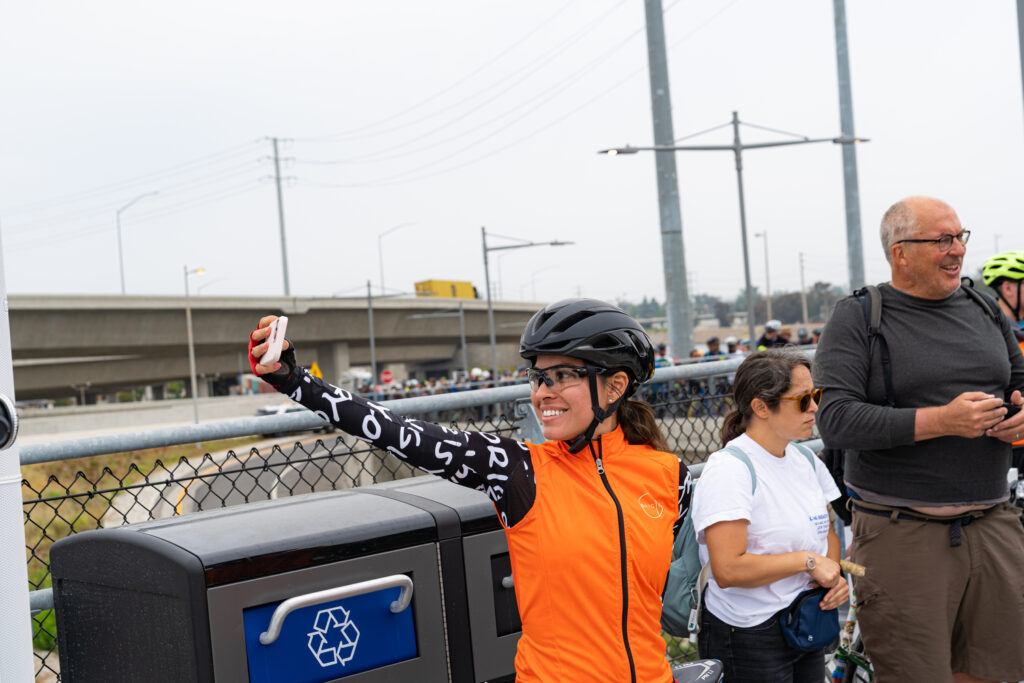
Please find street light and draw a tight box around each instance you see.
[184,265,205,424]
[116,191,159,295]
[481,227,572,381]
[754,231,771,322]
[364,282,422,397]
[378,222,415,296]
[600,110,868,345]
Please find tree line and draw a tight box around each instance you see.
[618,282,848,327]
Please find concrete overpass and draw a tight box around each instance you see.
[9,295,541,401]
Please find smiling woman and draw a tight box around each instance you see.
[247,297,697,682]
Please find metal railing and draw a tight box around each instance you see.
[22,357,790,681]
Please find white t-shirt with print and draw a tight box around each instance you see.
[691,433,841,627]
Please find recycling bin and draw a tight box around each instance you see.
[51,487,449,683]
[371,476,521,683]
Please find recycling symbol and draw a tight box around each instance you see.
[307,605,360,668]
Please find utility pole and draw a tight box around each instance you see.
[756,231,772,321]
[367,280,377,394]
[832,0,865,290]
[730,112,758,347]
[643,0,694,358]
[272,138,291,296]
[1017,0,1024,131]
[799,252,810,325]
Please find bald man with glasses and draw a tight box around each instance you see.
[813,196,1024,683]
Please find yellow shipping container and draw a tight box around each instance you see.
[415,280,478,299]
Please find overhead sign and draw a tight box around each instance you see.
[380,369,394,384]
[309,362,323,379]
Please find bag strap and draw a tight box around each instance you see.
[793,442,818,471]
[961,276,1002,322]
[853,280,1001,410]
[724,442,819,494]
[853,284,895,408]
[687,562,714,638]
[723,444,756,494]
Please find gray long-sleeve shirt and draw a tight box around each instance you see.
[813,283,1024,505]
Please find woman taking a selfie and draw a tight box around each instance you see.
[248,298,691,683]
[691,349,847,682]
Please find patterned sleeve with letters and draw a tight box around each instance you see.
[264,345,690,532]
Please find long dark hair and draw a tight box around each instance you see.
[720,349,811,447]
[617,398,670,452]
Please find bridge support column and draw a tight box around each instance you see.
[314,341,350,385]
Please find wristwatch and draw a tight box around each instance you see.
[805,553,816,572]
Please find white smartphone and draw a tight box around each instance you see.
[260,316,288,366]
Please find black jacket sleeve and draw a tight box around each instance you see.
[673,461,693,539]
[263,346,536,527]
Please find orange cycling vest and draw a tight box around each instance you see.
[502,427,680,683]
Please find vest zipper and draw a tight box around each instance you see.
[593,444,637,683]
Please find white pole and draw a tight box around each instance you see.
[0,227,35,680]
[799,252,810,325]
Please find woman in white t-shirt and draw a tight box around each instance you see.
[692,349,848,682]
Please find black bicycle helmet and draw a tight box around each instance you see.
[520,298,655,452]
[520,298,655,392]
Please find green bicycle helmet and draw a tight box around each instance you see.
[983,250,1024,322]
[982,250,1024,286]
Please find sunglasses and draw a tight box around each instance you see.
[526,364,592,391]
[778,388,822,412]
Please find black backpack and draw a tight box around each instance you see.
[821,277,1002,524]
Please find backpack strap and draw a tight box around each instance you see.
[687,562,714,639]
[723,445,756,494]
[853,285,895,408]
[961,276,1002,322]
[724,443,819,493]
[793,442,818,470]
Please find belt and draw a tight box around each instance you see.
[849,500,988,548]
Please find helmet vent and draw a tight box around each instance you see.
[554,310,593,332]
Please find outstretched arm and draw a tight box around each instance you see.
[249,316,536,527]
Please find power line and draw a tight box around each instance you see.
[3,159,265,233]
[293,10,642,168]
[6,179,266,251]
[289,0,737,188]
[295,0,630,153]
[0,139,263,216]
[295,0,590,142]
[295,58,646,188]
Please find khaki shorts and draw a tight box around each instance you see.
[849,502,1024,683]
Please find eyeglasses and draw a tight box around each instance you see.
[894,230,970,251]
[527,364,591,391]
[778,387,822,412]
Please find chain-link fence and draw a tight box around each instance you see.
[21,358,779,681]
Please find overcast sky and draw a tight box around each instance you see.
[1,1,1021,305]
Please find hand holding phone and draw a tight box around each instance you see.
[260,316,288,366]
[1004,401,1022,420]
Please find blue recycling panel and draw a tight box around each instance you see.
[243,586,418,682]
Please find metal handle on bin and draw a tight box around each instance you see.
[259,574,414,645]
[501,574,514,589]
